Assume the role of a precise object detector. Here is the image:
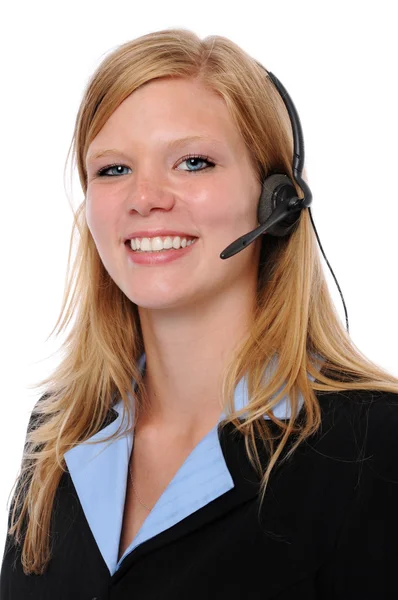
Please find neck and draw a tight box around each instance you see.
[136,289,256,436]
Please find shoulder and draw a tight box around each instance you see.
[311,390,398,589]
[25,392,52,433]
[316,388,398,437]
[310,388,398,479]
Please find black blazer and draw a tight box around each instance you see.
[2,388,398,599]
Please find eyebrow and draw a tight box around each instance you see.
[86,135,225,163]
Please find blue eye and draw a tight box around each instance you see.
[97,164,131,177]
[177,154,215,172]
[96,155,215,178]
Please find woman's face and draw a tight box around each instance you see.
[85,77,263,312]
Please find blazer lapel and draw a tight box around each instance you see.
[111,420,262,584]
[63,405,133,575]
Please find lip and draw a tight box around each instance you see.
[124,230,198,242]
[125,238,198,265]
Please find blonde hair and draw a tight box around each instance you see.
[7,28,398,576]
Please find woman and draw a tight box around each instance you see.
[1,28,398,599]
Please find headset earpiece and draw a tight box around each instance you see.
[258,173,302,237]
[220,67,349,330]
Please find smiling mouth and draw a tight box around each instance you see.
[125,238,198,254]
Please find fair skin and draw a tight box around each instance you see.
[85,76,262,446]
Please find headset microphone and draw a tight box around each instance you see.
[219,68,350,334]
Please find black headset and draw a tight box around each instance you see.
[219,67,349,334]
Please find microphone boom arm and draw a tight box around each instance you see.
[220,197,303,259]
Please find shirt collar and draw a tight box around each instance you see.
[64,351,317,575]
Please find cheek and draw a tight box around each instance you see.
[85,192,116,246]
[192,178,260,241]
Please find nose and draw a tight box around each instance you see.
[127,176,176,217]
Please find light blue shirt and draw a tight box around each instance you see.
[64,353,316,576]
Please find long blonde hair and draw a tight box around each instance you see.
[7,28,398,576]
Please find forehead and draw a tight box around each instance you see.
[88,77,245,153]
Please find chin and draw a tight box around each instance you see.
[128,290,200,312]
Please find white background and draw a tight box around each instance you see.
[1,0,397,555]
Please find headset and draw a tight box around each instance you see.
[219,66,349,334]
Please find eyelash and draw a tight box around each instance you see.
[96,154,215,177]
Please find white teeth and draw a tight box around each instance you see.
[140,238,151,251]
[151,237,164,251]
[163,236,173,249]
[129,236,197,252]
